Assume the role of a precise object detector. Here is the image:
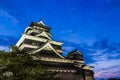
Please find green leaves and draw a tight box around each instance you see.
[0,46,58,80]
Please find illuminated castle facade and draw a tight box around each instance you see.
[16,20,94,80]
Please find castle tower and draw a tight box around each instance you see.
[16,20,94,80]
[16,20,63,58]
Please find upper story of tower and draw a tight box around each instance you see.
[24,20,51,39]
[16,20,63,54]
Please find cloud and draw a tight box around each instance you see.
[89,59,120,70]
[62,46,76,56]
[57,29,84,44]
[61,34,83,44]
[0,35,17,46]
[85,38,120,78]
[89,59,120,78]
[63,46,75,51]
[0,10,18,24]
[0,45,9,52]
[0,9,21,37]
[60,29,73,33]
[62,37,120,78]
[0,35,17,52]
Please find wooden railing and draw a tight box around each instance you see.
[48,69,77,73]
[19,43,39,50]
[32,56,84,63]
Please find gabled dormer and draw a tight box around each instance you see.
[31,41,64,58]
[36,31,51,40]
[29,20,51,32]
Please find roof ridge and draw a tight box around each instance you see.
[37,20,46,26]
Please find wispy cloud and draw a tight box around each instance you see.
[90,59,120,78]
[65,35,82,44]
[60,29,73,33]
[62,46,76,56]
[61,34,83,44]
[86,39,120,78]
[62,37,120,78]
[0,35,17,52]
[0,9,21,37]
[0,45,9,52]
[0,35,17,46]
[0,10,18,24]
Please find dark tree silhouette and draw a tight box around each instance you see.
[0,46,59,80]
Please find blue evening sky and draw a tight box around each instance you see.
[0,0,120,79]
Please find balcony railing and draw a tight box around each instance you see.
[32,56,84,63]
[48,69,77,73]
[29,29,41,34]
[16,33,63,47]
[19,43,39,50]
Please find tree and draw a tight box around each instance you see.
[0,46,58,80]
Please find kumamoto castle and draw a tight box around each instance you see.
[16,20,94,80]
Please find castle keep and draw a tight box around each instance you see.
[16,20,94,80]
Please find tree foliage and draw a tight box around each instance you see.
[0,46,58,80]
